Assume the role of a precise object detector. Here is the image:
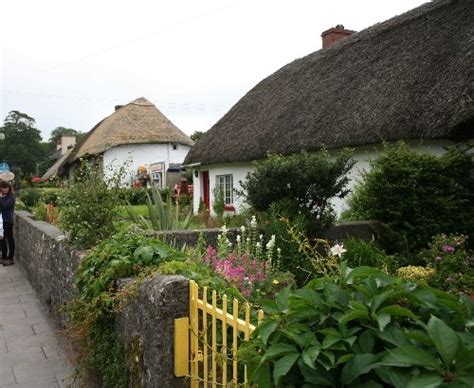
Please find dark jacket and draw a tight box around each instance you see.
[0,193,15,223]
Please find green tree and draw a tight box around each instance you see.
[190,130,206,143]
[0,111,45,177]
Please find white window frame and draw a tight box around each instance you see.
[216,174,233,205]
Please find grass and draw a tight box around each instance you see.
[118,205,149,219]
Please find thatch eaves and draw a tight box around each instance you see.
[185,0,474,166]
[73,97,193,160]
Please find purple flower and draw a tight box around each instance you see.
[435,256,442,261]
[442,245,455,253]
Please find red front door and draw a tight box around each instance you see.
[202,171,210,210]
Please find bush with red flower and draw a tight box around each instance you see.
[420,233,474,295]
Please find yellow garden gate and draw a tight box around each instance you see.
[174,280,264,387]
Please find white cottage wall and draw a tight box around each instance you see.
[103,143,191,185]
[192,163,255,215]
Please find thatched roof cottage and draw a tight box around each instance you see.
[60,97,194,187]
[185,0,473,215]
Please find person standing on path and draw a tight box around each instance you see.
[0,180,15,266]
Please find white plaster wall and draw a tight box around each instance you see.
[103,143,191,185]
[192,169,202,214]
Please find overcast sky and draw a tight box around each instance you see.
[1,0,427,141]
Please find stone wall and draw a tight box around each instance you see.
[154,220,385,249]
[14,210,83,326]
[14,211,189,387]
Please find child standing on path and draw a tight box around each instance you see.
[0,181,15,266]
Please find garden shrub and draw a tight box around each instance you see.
[343,238,389,269]
[346,144,474,255]
[117,187,148,205]
[241,149,354,236]
[239,264,474,387]
[39,188,63,205]
[17,187,42,208]
[58,160,126,249]
[396,265,436,283]
[420,234,474,295]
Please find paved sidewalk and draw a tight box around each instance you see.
[0,263,77,388]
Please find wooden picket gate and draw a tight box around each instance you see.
[175,280,264,387]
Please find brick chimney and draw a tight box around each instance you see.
[321,25,355,48]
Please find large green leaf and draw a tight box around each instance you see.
[406,373,443,388]
[261,343,298,362]
[345,266,384,284]
[383,345,440,370]
[426,315,459,367]
[301,345,321,369]
[377,305,418,319]
[249,363,271,388]
[377,313,391,331]
[299,360,334,386]
[375,366,412,388]
[341,353,383,384]
[273,352,299,385]
[339,309,369,324]
[257,319,279,345]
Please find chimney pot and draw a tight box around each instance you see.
[321,25,355,49]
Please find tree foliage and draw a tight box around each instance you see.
[190,130,206,143]
[242,149,355,235]
[0,110,45,176]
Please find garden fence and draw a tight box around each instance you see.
[175,280,264,387]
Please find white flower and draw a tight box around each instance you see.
[259,234,264,241]
[221,224,228,233]
[266,235,276,250]
[287,183,291,189]
[256,242,261,248]
[240,225,246,233]
[227,239,232,247]
[250,216,258,228]
[236,235,241,243]
[330,244,347,258]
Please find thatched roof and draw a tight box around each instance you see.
[41,149,72,180]
[73,97,193,160]
[185,0,474,166]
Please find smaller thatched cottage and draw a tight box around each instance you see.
[60,97,194,187]
[184,0,473,216]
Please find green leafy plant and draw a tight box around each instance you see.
[346,143,474,255]
[69,227,185,387]
[212,187,225,220]
[126,185,192,231]
[239,264,474,387]
[17,188,42,208]
[343,238,389,269]
[58,159,127,249]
